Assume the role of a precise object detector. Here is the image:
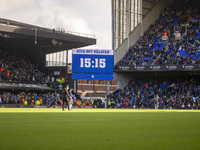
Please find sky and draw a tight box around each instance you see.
[0,0,112,59]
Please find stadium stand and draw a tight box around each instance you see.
[111,0,200,109]
[0,49,46,82]
[0,47,67,85]
[108,76,200,109]
[0,47,85,107]
[115,0,200,66]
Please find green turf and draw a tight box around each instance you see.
[0,109,200,150]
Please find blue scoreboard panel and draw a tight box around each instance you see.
[72,49,114,80]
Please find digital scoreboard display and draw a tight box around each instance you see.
[72,49,114,80]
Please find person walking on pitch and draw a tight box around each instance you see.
[62,85,70,111]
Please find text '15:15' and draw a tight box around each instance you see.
[80,58,106,68]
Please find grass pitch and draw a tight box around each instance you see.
[0,108,200,150]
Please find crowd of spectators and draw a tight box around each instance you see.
[108,77,200,109]
[0,49,46,82]
[0,90,77,106]
[0,91,105,108]
[116,0,200,67]
[0,92,62,106]
[0,48,65,86]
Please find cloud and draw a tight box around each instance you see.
[0,0,111,49]
[0,0,37,11]
[35,13,92,34]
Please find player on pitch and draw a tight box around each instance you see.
[62,85,70,111]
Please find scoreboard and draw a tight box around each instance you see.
[72,49,114,80]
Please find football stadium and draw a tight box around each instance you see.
[1,0,200,150]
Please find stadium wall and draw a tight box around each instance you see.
[114,72,132,89]
[114,38,129,65]
[128,22,142,54]
[114,0,170,89]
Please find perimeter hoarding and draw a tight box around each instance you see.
[72,49,114,80]
[115,64,200,71]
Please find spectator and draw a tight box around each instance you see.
[108,76,200,109]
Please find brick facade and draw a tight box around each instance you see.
[77,80,117,97]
